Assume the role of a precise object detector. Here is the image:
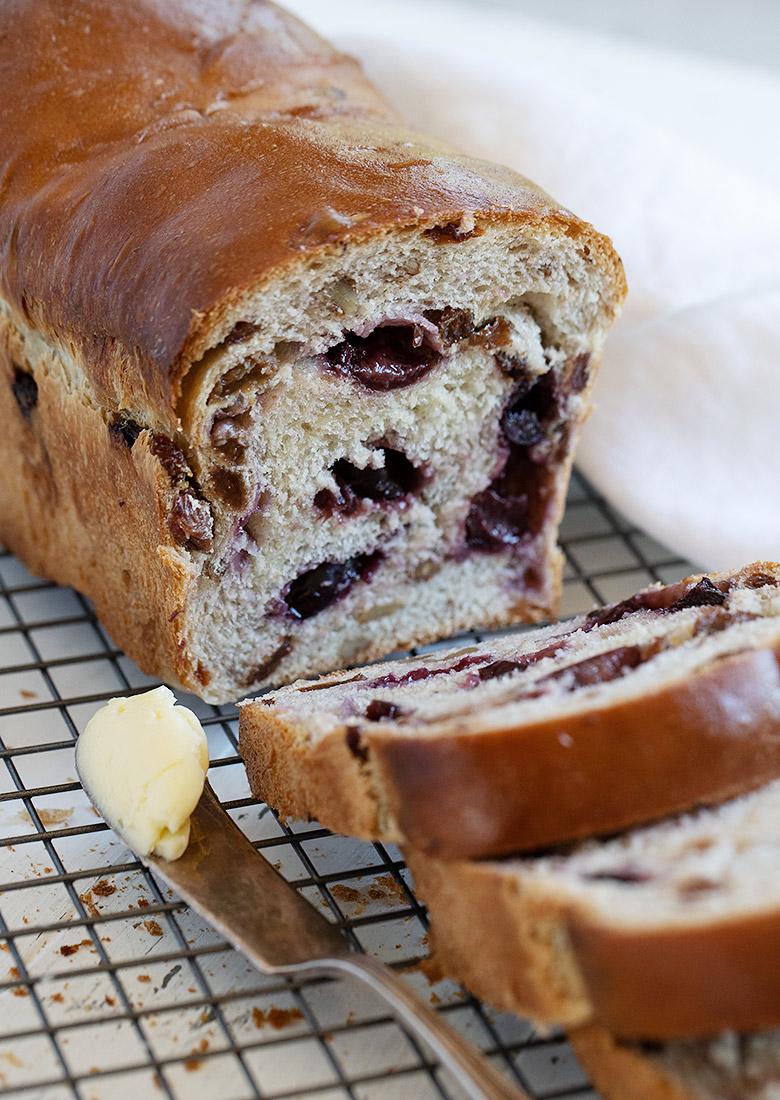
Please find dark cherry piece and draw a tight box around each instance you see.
[501,408,545,446]
[583,593,666,632]
[333,449,423,502]
[585,576,727,631]
[11,367,38,420]
[580,576,710,631]
[466,486,530,551]
[478,659,524,682]
[569,352,591,393]
[365,654,485,691]
[477,642,567,682]
[314,485,356,518]
[538,645,646,691]
[670,577,727,611]
[465,372,559,553]
[108,415,143,448]
[316,448,425,517]
[367,666,440,691]
[423,222,480,244]
[365,699,406,721]
[284,552,382,620]
[324,324,440,391]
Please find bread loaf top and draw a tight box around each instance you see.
[0,0,623,412]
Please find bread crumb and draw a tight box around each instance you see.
[252,1006,304,1030]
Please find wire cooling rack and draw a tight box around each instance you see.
[0,470,695,1100]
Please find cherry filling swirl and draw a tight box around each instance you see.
[315,448,426,517]
[323,322,442,391]
[466,372,560,552]
[283,552,383,620]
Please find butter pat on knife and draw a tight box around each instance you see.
[76,686,209,860]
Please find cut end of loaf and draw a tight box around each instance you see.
[163,217,621,700]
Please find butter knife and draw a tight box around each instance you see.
[82,778,528,1100]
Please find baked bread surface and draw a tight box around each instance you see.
[406,772,780,1040]
[239,564,780,856]
[0,0,625,700]
[1,0,598,400]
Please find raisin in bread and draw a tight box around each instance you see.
[238,564,780,857]
[571,1025,780,1100]
[406,774,780,1040]
[0,0,625,704]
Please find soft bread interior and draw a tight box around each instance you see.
[173,220,616,697]
[521,775,780,929]
[254,565,780,744]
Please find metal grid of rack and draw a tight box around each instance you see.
[0,470,694,1100]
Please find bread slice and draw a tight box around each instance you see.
[570,1025,780,1100]
[406,775,780,1040]
[0,0,624,703]
[239,563,780,857]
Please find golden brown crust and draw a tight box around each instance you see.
[407,835,780,1041]
[240,644,780,859]
[569,1027,696,1100]
[238,704,384,838]
[405,847,593,1025]
[0,0,623,413]
[0,311,206,692]
[570,906,780,1040]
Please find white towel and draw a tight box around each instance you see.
[287,0,780,569]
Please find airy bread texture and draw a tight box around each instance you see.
[406,774,780,1041]
[571,1025,780,1100]
[0,0,624,702]
[239,564,780,857]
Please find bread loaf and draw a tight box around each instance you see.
[570,1025,780,1100]
[0,0,624,702]
[406,774,780,1040]
[239,563,780,857]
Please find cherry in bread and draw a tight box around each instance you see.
[238,563,780,858]
[0,0,624,702]
[406,772,780,1041]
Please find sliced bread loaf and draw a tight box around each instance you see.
[239,563,780,858]
[0,0,625,703]
[406,776,780,1040]
[570,1025,780,1100]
